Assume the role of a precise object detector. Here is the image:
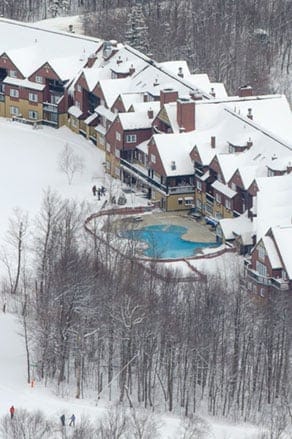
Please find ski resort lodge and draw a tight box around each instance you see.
[0,18,291,295]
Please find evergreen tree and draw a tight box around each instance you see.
[125,0,150,55]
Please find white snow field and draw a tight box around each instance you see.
[0,118,265,437]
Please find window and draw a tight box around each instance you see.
[115,148,120,158]
[29,92,38,102]
[35,75,43,84]
[75,100,80,108]
[217,173,223,183]
[106,143,111,152]
[77,84,81,92]
[126,134,137,143]
[258,244,266,261]
[10,88,19,98]
[215,193,221,203]
[116,131,121,141]
[256,261,267,277]
[151,153,156,164]
[9,70,17,78]
[225,199,231,209]
[178,198,183,205]
[28,110,38,120]
[184,198,193,206]
[196,180,202,191]
[10,106,19,115]
[231,182,236,191]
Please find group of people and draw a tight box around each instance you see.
[9,406,76,428]
[92,185,106,200]
[60,413,76,427]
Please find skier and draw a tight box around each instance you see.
[9,406,15,419]
[92,185,97,196]
[69,414,76,427]
[60,414,65,427]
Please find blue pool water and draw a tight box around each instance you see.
[122,224,219,259]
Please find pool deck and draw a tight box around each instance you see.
[134,211,216,243]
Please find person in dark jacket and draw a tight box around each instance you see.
[69,414,76,427]
[92,185,97,196]
[60,414,65,427]
[10,406,15,419]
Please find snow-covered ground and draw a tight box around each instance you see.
[0,118,265,437]
[0,313,263,438]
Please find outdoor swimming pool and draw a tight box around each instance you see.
[122,224,219,259]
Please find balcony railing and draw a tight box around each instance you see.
[168,185,194,194]
[43,102,58,113]
[120,159,167,194]
[246,266,290,291]
[206,193,214,204]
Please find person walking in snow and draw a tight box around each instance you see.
[60,414,65,427]
[97,188,101,200]
[92,185,97,196]
[69,414,76,427]
[9,406,15,419]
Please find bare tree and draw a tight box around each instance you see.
[58,143,84,185]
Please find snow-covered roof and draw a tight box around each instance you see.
[136,139,149,154]
[119,111,154,130]
[153,132,195,176]
[3,77,45,91]
[270,225,292,279]
[95,105,116,122]
[84,113,98,125]
[212,180,237,198]
[219,214,253,242]
[262,236,282,269]
[99,78,131,108]
[68,105,83,118]
[255,174,292,240]
[0,18,102,78]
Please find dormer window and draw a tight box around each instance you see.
[35,75,43,84]
[9,70,17,78]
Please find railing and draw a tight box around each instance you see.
[120,159,168,194]
[206,193,214,203]
[168,185,194,194]
[43,102,58,113]
[246,266,290,291]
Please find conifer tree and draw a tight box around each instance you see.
[125,0,149,55]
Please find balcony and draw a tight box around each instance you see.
[246,265,290,291]
[43,102,58,113]
[120,159,167,194]
[168,185,194,194]
[206,192,214,204]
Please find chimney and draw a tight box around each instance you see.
[246,138,253,149]
[129,64,135,75]
[287,162,292,174]
[153,78,159,87]
[143,93,148,102]
[160,88,178,107]
[210,87,216,98]
[86,53,97,68]
[177,98,195,132]
[117,56,122,65]
[238,85,253,97]
[171,161,176,170]
[247,108,253,120]
[211,136,216,148]
[147,108,154,119]
[178,67,184,78]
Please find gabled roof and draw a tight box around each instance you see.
[152,132,195,176]
[118,111,155,130]
[262,236,282,269]
[270,225,292,279]
[98,78,131,108]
